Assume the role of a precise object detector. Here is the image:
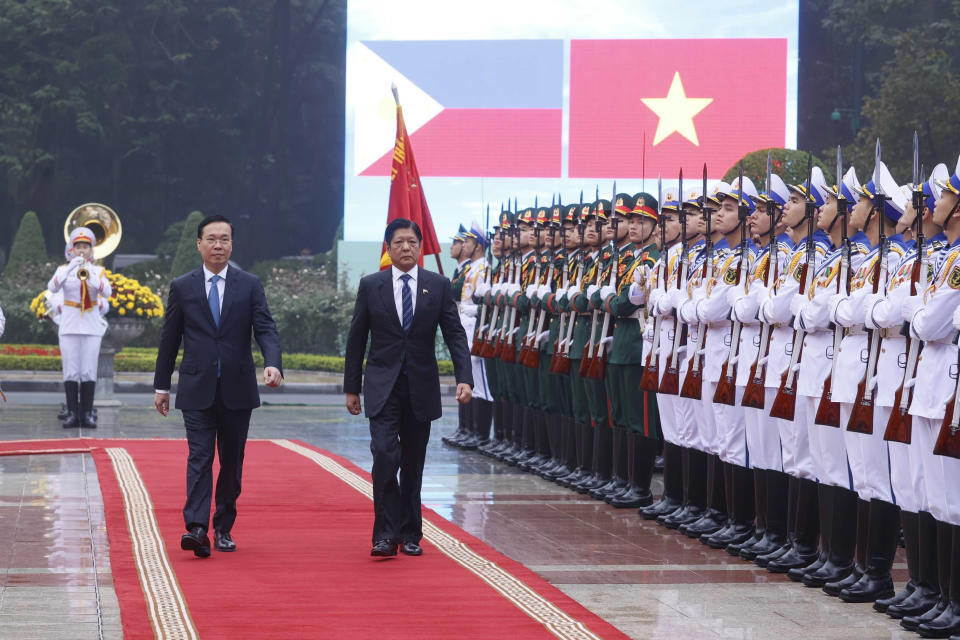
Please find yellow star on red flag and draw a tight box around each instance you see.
[641,71,713,146]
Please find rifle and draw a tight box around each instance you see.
[495,213,521,361]
[479,218,508,358]
[639,175,666,392]
[588,194,621,380]
[715,163,751,405]
[680,164,712,400]
[552,197,586,374]
[517,206,544,367]
[770,153,816,421]
[659,168,688,395]
[471,204,492,356]
[814,146,848,427]
[525,201,561,369]
[742,152,778,409]
[579,192,610,377]
[886,132,925,443]
[848,139,889,434]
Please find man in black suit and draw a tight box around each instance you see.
[344,219,473,557]
[153,215,283,558]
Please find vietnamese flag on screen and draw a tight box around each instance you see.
[568,39,786,178]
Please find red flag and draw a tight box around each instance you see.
[380,99,442,272]
[568,39,786,178]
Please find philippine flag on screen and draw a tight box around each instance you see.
[568,39,786,178]
[355,40,563,178]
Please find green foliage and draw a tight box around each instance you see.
[114,259,171,347]
[722,149,833,191]
[154,220,186,260]
[3,212,48,278]
[0,260,61,345]
[170,211,205,278]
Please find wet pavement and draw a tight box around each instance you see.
[0,393,918,639]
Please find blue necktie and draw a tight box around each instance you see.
[208,275,221,327]
[400,274,413,332]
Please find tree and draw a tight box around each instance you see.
[3,211,49,278]
[722,149,833,191]
[170,211,205,278]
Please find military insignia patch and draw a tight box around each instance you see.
[724,268,737,284]
[793,263,803,282]
[618,263,626,277]
[950,266,960,290]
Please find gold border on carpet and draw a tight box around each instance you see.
[273,439,603,640]
[107,447,199,640]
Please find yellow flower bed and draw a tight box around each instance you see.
[31,270,164,319]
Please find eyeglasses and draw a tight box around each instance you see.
[204,237,232,247]
[390,239,420,249]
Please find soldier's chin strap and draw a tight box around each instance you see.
[790,210,811,231]
[945,193,960,227]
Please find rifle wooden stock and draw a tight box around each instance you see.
[659,367,680,395]
[883,388,912,444]
[658,320,686,395]
[769,368,798,421]
[578,343,592,376]
[500,339,516,364]
[846,375,875,434]
[814,373,840,427]
[713,362,737,405]
[741,324,771,409]
[679,326,707,400]
[523,345,540,369]
[933,387,960,459]
[639,355,660,392]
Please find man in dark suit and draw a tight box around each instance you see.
[344,218,473,557]
[153,215,283,558]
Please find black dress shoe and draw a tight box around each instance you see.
[181,526,211,558]
[400,541,423,556]
[214,530,236,552]
[371,540,398,557]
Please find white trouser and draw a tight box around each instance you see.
[772,390,816,480]
[842,404,893,502]
[658,393,679,445]
[910,416,960,524]
[717,387,748,466]
[673,396,698,450]
[744,387,783,471]
[59,334,101,382]
[470,355,492,401]
[692,381,719,454]
[881,405,924,513]
[810,399,851,488]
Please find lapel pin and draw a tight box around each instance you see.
[422,288,428,295]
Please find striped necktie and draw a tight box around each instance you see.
[400,274,413,331]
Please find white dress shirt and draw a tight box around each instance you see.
[391,264,418,325]
[203,264,228,313]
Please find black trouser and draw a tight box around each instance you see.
[369,373,431,546]
[182,381,252,534]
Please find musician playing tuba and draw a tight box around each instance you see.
[46,227,112,428]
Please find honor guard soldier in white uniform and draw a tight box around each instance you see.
[47,227,112,428]
[901,155,960,638]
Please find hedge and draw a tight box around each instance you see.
[0,345,455,375]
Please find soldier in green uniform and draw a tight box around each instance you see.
[605,192,662,508]
[557,203,601,489]
[479,211,513,458]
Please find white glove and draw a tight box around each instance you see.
[789,293,807,319]
[537,284,551,298]
[566,284,580,301]
[586,284,600,299]
[461,304,478,318]
[633,265,650,287]
[507,282,521,296]
[861,293,884,329]
[628,283,645,306]
[648,288,664,311]
[600,285,615,300]
[953,305,960,331]
[901,295,922,323]
[525,284,537,298]
[475,281,490,298]
[659,288,684,314]
[827,293,846,322]
[85,273,101,290]
[98,297,110,316]
[725,286,744,308]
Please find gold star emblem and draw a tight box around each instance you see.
[641,71,713,146]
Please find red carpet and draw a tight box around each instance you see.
[0,438,629,640]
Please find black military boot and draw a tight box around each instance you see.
[641,441,683,519]
[577,424,609,494]
[570,423,597,491]
[704,464,755,549]
[661,448,707,529]
[610,433,655,508]
[594,426,626,500]
[79,381,97,428]
[743,469,789,560]
[823,498,870,596]
[900,519,948,631]
[61,381,80,429]
[520,410,547,471]
[728,466,766,557]
[682,454,727,538]
[474,399,493,448]
[556,419,584,487]
[458,400,480,450]
[840,498,899,602]
[789,481,833,581]
[803,486,858,587]
[756,473,799,567]
[444,403,469,446]
[889,511,942,618]
[915,524,960,638]
[478,399,502,456]
[877,509,919,613]
[768,477,820,573]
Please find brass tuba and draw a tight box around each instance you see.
[64,203,122,262]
